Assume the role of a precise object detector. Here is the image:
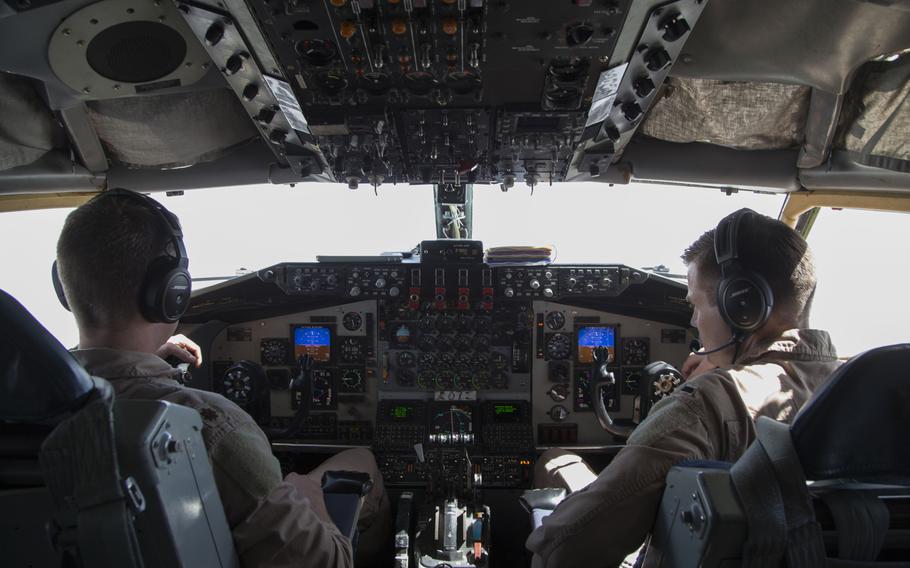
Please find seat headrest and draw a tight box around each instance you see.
[0,289,95,422]
[791,343,910,481]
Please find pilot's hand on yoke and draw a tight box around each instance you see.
[157,334,203,368]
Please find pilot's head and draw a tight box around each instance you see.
[55,189,188,336]
[682,209,816,365]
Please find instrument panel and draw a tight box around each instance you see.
[195,259,691,484]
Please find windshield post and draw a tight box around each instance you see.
[435,183,473,239]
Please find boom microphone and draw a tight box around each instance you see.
[690,336,740,355]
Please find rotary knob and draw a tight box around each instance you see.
[389,286,400,297]
[530,279,541,290]
[585,283,595,293]
[549,405,569,422]
[504,287,515,298]
[326,274,338,286]
[543,288,555,298]
[567,277,577,288]
[350,286,362,297]
[544,270,554,280]
[375,277,386,289]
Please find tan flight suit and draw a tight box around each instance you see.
[72,348,390,568]
[527,329,840,568]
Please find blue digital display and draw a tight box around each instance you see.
[577,326,616,363]
[293,326,331,361]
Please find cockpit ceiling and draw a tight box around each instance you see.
[0,0,909,197]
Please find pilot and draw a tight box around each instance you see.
[53,189,389,568]
[527,209,841,567]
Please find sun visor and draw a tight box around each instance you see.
[86,88,258,169]
[640,77,810,150]
[0,73,64,172]
[837,54,910,173]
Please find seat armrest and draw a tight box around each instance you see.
[321,470,373,542]
[520,488,567,531]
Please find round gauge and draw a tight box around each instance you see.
[492,371,509,389]
[472,352,490,369]
[456,314,475,334]
[418,353,437,369]
[341,369,364,392]
[418,315,437,333]
[454,335,473,352]
[546,333,571,360]
[222,363,255,405]
[342,312,363,331]
[473,315,492,333]
[296,39,336,66]
[489,352,508,371]
[435,335,454,352]
[397,351,416,368]
[623,369,642,392]
[416,371,434,389]
[340,337,364,363]
[452,372,470,390]
[404,71,438,95]
[548,360,569,383]
[545,311,566,331]
[473,334,491,352]
[455,353,474,368]
[396,369,416,387]
[260,338,289,366]
[418,334,437,352]
[439,353,456,367]
[436,314,456,333]
[623,338,650,366]
[471,370,491,390]
[360,72,393,95]
[435,370,455,389]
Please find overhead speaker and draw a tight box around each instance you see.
[48,0,210,99]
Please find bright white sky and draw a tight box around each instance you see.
[1,181,907,355]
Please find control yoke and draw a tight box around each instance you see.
[590,346,634,438]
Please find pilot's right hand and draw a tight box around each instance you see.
[157,334,203,368]
[681,350,716,379]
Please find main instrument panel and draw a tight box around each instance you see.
[192,257,691,487]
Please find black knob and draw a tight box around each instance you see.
[566,23,595,47]
[645,48,672,72]
[633,76,655,98]
[242,83,259,101]
[256,107,277,125]
[205,23,225,46]
[661,16,690,42]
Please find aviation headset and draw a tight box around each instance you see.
[51,188,192,324]
[713,208,774,338]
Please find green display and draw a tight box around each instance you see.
[494,404,518,415]
[392,405,413,420]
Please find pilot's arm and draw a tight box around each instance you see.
[526,387,716,568]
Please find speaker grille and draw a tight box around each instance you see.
[86,21,187,84]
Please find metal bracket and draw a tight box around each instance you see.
[571,0,710,179]
[434,183,473,239]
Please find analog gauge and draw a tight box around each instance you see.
[456,314,475,333]
[340,369,364,392]
[397,351,416,368]
[471,370,491,390]
[436,370,455,389]
[393,323,413,347]
[454,335,474,352]
[545,311,566,331]
[490,352,508,371]
[546,333,571,360]
[435,335,454,352]
[473,315,492,333]
[473,334,491,351]
[417,371,434,389]
[623,338,650,366]
[222,363,255,405]
[439,352,456,367]
[418,353,437,369]
[309,369,334,408]
[418,315,437,333]
[342,311,363,331]
[396,369,416,387]
[455,353,473,368]
[472,352,490,369]
[547,383,569,402]
[436,314,456,333]
[340,337,364,363]
[260,338,289,366]
[418,334,437,352]
[623,369,642,392]
[452,372,470,390]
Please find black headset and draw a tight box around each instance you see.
[52,188,192,324]
[714,208,773,337]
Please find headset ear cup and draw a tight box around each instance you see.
[141,257,191,323]
[51,261,71,312]
[717,271,773,333]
